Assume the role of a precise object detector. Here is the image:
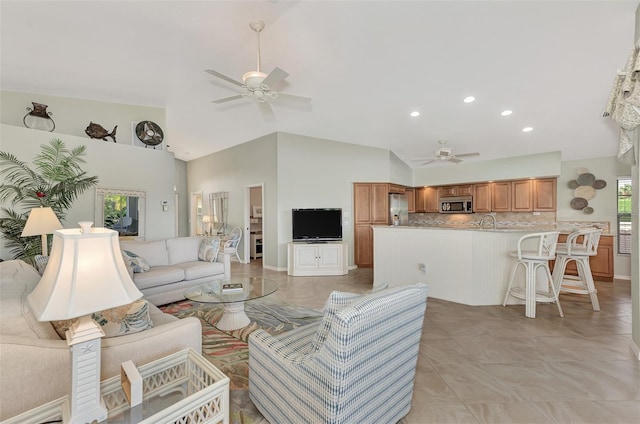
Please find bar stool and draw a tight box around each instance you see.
[503,231,563,318]
[552,228,602,311]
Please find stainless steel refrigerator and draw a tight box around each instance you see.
[389,193,409,226]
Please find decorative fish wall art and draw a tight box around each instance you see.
[85,122,117,143]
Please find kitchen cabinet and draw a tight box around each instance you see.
[287,242,348,276]
[415,187,438,213]
[473,183,492,213]
[533,178,557,211]
[551,234,613,282]
[439,186,457,197]
[406,188,415,213]
[491,181,512,212]
[439,184,472,198]
[353,182,391,268]
[512,180,533,212]
[388,184,405,194]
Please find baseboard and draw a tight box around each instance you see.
[631,339,640,360]
[263,264,286,272]
[348,265,358,270]
[614,274,631,280]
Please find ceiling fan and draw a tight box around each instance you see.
[205,20,311,117]
[413,140,480,165]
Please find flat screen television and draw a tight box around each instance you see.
[292,208,342,242]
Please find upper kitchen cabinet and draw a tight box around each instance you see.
[354,183,372,224]
[491,181,512,212]
[512,180,533,212]
[511,178,557,212]
[388,184,406,194]
[405,188,415,213]
[533,178,557,211]
[439,184,473,198]
[415,187,438,213]
[473,183,492,213]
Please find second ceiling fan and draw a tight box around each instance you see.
[205,20,311,117]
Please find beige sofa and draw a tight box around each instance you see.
[120,236,231,306]
[0,260,202,421]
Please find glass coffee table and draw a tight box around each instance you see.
[184,277,278,331]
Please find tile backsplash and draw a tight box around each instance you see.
[408,212,610,233]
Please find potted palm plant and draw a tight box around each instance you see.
[0,138,99,263]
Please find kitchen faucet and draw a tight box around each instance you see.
[479,213,496,229]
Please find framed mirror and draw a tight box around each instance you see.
[209,192,229,236]
[95,188,146,239]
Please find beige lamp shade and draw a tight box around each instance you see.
[21,207,62,236]
[27,226,142,321]
[202,215,212,223]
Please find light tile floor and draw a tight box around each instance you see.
[232,260,640,423]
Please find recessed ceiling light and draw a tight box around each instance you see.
[501,110,513,116]
[463,96,475,103]
[410,111,420,117]
[522,127,533,132]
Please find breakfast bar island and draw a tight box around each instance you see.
[373,226,533,306]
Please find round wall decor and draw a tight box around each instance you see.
[568,168,606,214]
[135,121,164,149]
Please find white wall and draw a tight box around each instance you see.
[276,133,392,269]
[174,159,189,237]
[558,157,631,278]
[413,151,562,186]
[186,133,278,267]
[0,124,177,259]
[389,151,413,185]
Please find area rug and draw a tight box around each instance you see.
[160,299,323,423]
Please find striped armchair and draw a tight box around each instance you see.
[248,283,428,424]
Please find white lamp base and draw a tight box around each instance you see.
[65,315,108,424]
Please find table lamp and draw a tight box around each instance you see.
[202,215,212,236]
[27,222,143,424]
[21,206,63,256]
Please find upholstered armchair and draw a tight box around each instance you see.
[248,283,428,424]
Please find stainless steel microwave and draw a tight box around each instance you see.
[439,196,473,214]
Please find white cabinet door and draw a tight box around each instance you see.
[294,245,319,269]
[318,244,342,268]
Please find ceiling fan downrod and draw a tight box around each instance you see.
[243,20,267,88]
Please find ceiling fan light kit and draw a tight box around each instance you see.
[205,19,311,115]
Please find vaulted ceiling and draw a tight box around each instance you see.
[1,1,636,165]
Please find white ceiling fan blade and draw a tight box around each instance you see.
[212,95,244,104]
[261,67,289,88]
[449,158,463,164]
[455,152,480,158]
[411,158,434,161]
[257,101,274,117]
[276,93,312,104]
[420,159,435,165]
[205,69,244,87]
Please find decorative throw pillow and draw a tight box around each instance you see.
[121,250,150,273]
[33,255,49,276]
[51,298,153,339]
[310,291,362,352]
[198,237,221,262]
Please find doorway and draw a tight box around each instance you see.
[244,184,264,266]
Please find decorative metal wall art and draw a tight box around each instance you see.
[568,168,606,214]
[85,122,117,142]
[135,121,164,148]
[23,102,55,132]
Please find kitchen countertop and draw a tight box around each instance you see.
[375,225,613,236]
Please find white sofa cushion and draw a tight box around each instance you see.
[174,261,225,281]
[132,266,185,290]
[0,260,60,340]
[120,239,169,267]
[167,237,201,265]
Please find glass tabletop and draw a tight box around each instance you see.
[183,277,278,304]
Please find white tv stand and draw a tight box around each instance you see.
[287,241,348,276]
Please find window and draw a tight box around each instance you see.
[617,178,632,255]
